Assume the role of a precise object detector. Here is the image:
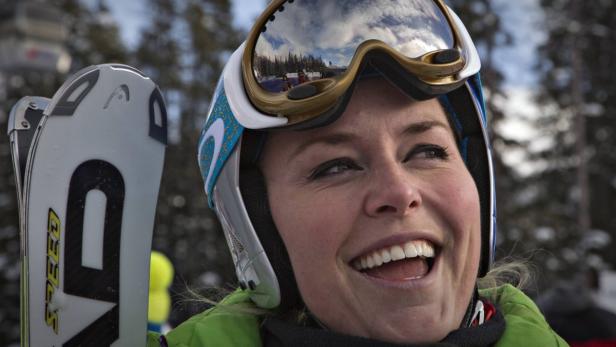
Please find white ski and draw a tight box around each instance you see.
[8,96,49,347]
[10,64,167,346]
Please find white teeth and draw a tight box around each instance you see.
[366,256,375,269]
[373,252,383,267]
[380,249,391,263]
[390,245,405,261]
[423,243,435,257]
[353,240,436,272]
[404,243,418,258]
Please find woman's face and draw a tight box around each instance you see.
[260,78,481,343]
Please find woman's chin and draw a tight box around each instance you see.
[349,312,454,345]
[314,293,461,345]
[315,262,469,344]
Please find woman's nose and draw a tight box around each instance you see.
[363,163,422,218]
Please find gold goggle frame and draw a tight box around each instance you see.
[242,0,467,125]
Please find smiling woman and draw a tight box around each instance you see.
[260,78,481,343]
[146,0,567,346]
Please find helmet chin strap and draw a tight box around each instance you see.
[461,286,480,328]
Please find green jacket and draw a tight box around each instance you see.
[147,284,568,347]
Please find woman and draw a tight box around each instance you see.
[149,0,567,345]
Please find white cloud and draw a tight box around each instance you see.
[255,0,453,66]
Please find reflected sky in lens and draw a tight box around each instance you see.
[254,0,453,75]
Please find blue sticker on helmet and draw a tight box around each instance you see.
[470,73,487,124]
[198,78,244,208]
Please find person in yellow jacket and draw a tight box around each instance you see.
[150,0,568,345]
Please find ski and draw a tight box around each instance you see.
[8,96,49,207]
[10,64,167,346]
[8,96,49,347]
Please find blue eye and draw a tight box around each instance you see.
[308,158,362,180]
[405,144,449,161]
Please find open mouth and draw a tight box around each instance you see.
[351,240,438,281]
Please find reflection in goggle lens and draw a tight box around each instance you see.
[253,0,455,93]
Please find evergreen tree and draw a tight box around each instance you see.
[135,0,240,325]
[529,0,616,281]
[135,0,183,91]
[447,1,533,276]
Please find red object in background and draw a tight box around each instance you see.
[26,48,40,60]
[570,339,616,347]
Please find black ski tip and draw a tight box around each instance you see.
[149,88,168,145]
[50,69,100,117]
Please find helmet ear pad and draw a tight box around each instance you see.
[465,135,492,276]
[442,86,493,277]
[239,163,304,312]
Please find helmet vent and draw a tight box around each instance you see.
[228,230,245,254]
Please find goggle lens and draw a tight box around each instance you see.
[252,0,455,93]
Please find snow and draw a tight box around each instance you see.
[198,271,221,287]
[597,270,616,314]
[494,87,549,177]
[535,226,556,242]
[582,230,612,249]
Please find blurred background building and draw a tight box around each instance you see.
[0,2,71,73]
[1,0,615,345]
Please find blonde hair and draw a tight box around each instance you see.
[477,257,535,302]
[179,285,269,316]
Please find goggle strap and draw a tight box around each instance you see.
[447,5,481,79]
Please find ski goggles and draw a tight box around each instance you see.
[241,0,480,127]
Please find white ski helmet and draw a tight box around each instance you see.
[198,0,495,309]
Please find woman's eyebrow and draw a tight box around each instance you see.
[288,120,448,160]
[401,120,449,136]
[290,132,358,159]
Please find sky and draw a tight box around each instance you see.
[104,0,266,46]
[492,0,545,88]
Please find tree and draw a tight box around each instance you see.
[446,1,536,276]
[135,0,240,325]
[529,0,616,282]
